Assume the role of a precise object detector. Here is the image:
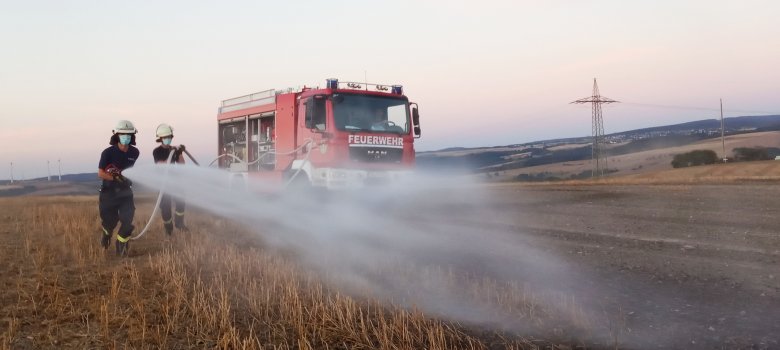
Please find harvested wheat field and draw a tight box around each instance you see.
[547,160,780,186]
[0,194,576,350]
[495,131,780,181]
[2,179,779,349]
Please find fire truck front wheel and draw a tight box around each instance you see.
[284,171,311,190]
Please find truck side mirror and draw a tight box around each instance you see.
[411,104,421,137]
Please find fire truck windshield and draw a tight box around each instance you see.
[333,94,409,134]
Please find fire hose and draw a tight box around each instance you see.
[131,145,196,241]
[207,139,315,188]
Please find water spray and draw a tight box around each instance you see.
[123,163,595,336]
[131,140,314,240]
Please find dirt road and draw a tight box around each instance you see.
[472,183,780,348]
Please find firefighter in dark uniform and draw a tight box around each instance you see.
[98,120,140,256]
[152,123,187,234]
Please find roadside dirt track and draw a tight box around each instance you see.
[477,183,780,348]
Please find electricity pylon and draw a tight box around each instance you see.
[571,79,618,177]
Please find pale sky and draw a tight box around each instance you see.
[1,0,779,180]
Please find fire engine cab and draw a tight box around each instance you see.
[216,78,421,189]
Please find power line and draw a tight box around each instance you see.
[619,101,777,115]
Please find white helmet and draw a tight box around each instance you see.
[156,123,174,138]
[113,120,137,134]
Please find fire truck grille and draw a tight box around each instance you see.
[349,147,403,163]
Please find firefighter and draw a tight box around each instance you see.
[152,123,188,235]
[98,120,140,256]
[370,108,389,131]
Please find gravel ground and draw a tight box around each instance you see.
[470,183,780,349]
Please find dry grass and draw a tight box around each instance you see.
[488,131,780,181]
[0,196,601,349]
[508,160,780,187]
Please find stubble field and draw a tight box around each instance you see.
[0,195,564,349]
[1,181,779,349]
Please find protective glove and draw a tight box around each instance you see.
[112,174,124,183]
[172,145,185,160]
[113,174,132,189]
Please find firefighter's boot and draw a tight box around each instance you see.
[100,228,111,249]
[174,213,188,232]
[115,239,130,257]
[164,221,173,236]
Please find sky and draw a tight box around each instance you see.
[1,0,779,180]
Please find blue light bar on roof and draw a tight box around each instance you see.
[326,78,338,89]
[391,85,403,95]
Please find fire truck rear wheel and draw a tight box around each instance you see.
[285,171,310,190]
[229,173,248,191]
[285,171,329,199]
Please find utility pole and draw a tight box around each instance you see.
[571,78,619,177]
[720,99,726,162]
[9,162,13,184]
[58,159,62,181]
[47,160,51,181]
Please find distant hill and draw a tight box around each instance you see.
[28,172,97,183]
[0,172,160,197]
[63,173,98,182]
[506,131,780,182]
[421,115,780,155]
[417,114,780,174]
[613,115,780,136]
[0,180,98,197]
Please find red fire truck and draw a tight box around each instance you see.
[216,78,421,189]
